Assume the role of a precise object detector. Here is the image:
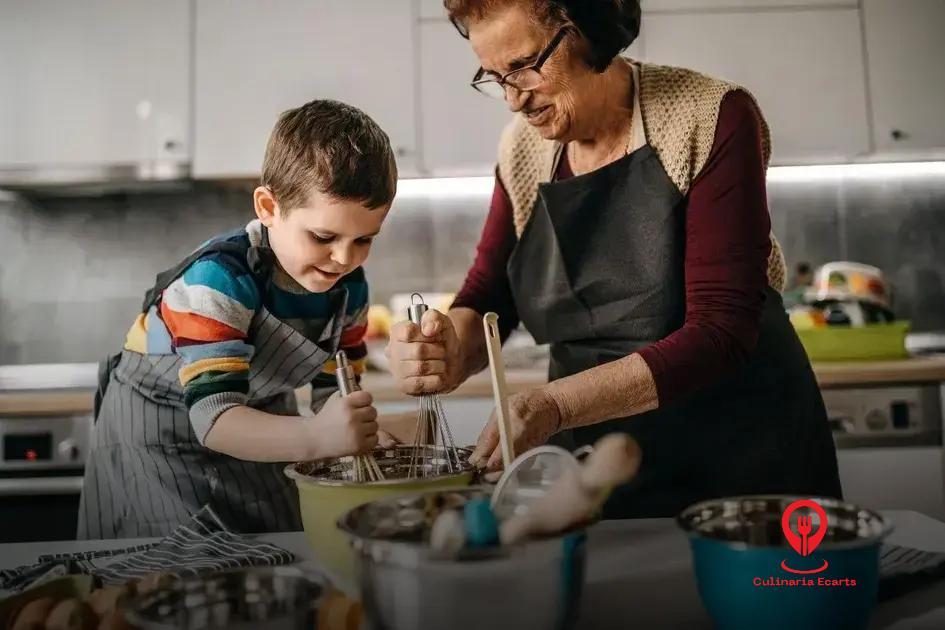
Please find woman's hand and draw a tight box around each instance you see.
[469,387,563,470]
[386,309,465,396]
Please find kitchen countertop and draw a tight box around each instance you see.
[1,510,944,629]
[3,356,945,416]
[0,368,548,416]
[813,355,945,388]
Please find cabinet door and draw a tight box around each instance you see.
[194,0,418,179]
[863,0,945,157]
[0,0,190,169]
[419,20,513,177]
[419,0,447,20]
[642,8,870,164]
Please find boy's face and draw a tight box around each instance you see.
[254,186,390,293]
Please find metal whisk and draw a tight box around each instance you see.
[406,293,462,478]
[335,350,384,482]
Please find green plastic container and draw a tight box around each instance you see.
[796,321,910,361]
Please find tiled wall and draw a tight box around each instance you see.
[1,173,943,364]
[767,173,945,330]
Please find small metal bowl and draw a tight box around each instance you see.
[677,495,892,630]
[338,487,588,630]
[124,567,325,630]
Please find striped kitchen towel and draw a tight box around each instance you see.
[879,543,945,601]
[0,506,295,593]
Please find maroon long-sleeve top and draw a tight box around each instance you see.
[451,90,773,406]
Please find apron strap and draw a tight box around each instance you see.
[140,226,277,312]
[627,62,645,154]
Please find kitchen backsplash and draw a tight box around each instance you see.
[1,172,944,364]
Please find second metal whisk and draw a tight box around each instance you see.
[406,293,462,478]
[335,350,384,482]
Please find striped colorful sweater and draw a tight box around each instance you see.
[124,220,368,441]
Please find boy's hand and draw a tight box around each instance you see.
[377,430,400,449]
[386,309,463,396]
[310,391,379,459]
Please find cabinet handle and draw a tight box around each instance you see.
[164,139,180,151]
[890,129,908,142]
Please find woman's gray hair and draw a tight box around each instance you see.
[445,0,642,72]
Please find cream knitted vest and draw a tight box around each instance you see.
[496,62,786,292]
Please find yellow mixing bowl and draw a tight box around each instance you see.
[284,445,475,586]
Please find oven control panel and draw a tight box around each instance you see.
[0,414,92,471]
[822,384,943,448]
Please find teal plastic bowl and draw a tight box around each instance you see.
[677,496,892,630]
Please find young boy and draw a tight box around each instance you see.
[78,100,397,538]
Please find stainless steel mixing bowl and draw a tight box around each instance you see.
[338,487,588,630]
[124,566,326,630]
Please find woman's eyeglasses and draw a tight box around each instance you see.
[466,27,569,99]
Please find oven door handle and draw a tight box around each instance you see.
[0,476,83,496]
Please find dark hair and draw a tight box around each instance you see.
[445,0,641,72]
[261,99,397,212]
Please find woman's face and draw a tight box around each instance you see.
[467,4,593,142]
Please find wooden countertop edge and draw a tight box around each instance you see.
[814,356,945,388]
[3,358,944,415]
[0,370,548,416]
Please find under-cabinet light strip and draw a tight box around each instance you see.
[395,161,945,197]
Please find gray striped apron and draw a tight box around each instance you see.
[78,233,347,539]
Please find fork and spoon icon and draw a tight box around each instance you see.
[796,514,813,556]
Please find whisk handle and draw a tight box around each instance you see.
[334,350,360,397]
[408,302,428,325]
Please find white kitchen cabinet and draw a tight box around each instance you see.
[641,0,855,11]
[641,8,870,164]
[419,0,448,20]
[419,21,513,176]
[193,0,418,179]
[0,0,190,175]
[427,1,858,18]
[863,0,945,158]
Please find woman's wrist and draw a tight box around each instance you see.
[446,307,485,390]
[541,353,658,430]
[535,385,567,434]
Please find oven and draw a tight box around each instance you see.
[824,382,945,520]
[0,413,92,542]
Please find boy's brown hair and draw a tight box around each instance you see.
[261,99,397,212]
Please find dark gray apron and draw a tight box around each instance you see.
[507,125,842,519]
[78,227,347,538]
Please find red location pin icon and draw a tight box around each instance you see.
[782,499,828,556]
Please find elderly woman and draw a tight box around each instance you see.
[388,0,842,517]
